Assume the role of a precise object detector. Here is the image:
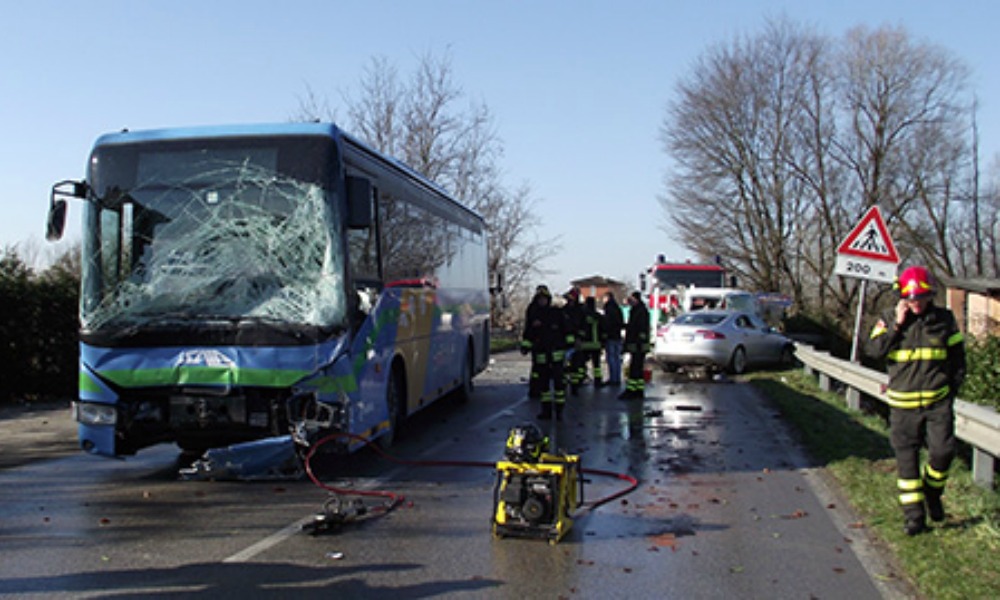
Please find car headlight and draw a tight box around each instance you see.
[74,401,117,426]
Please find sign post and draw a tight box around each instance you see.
[835,206,900,363]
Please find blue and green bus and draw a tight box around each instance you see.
[46,123,491,457]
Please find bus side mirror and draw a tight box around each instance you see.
[46,200,67,241]
[346,176,373,229]
[46,180,86,241]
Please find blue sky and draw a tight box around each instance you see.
[3,1,998,292]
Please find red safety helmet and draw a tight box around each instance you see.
[896,266,934,299]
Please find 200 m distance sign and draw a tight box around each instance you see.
[834,206,900,283]
[835,254,897,283]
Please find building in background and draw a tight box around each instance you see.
[945,278,1000,337]
[569,275,628,303]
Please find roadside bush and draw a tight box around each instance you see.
[0,246,79,404]
[783,310,852,356]
[963,335,1000,411]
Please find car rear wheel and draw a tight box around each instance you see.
[728,346,747,375]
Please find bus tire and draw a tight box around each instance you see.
[379,362,406,449]
[456,341,475,403]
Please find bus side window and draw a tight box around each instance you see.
[347,185,381,285]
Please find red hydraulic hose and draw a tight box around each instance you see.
[302,430,638,512]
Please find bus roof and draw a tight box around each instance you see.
[93,122,344,146]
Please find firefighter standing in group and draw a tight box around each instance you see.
[580,296,606,387]
[602,291,625,388]
[867,265,966,536]
[521,285,547,401]
[520,285,575,420]
[619,291,651,400]
[562,287,586,395]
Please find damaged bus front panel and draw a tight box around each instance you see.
[73,125,352,456]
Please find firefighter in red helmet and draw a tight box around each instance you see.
[867,265,966,536]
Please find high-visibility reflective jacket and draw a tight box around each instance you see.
[867,303,966,409]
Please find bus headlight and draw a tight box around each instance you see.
[74,401,117,426]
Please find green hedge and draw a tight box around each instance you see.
[0,247,79,404]
[963,335,1000,411]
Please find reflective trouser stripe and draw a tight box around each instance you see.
[886,385,951,409]
[924,464,948,489]
[898,478,924,505]
[626,378,645,392]
[541,390,566,405]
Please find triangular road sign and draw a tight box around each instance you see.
[837,206,900,263]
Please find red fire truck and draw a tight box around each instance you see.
[641,256,728,325]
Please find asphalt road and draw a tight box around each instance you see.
[0,353,914,599]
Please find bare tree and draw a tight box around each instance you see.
[661,20,979,336]
[297,51,558,326]
[836,25,972,277]
[661,18,831,311]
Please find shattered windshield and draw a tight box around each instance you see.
[81,136,348,332]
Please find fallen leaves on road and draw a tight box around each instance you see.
[781,509,809,520]
[648,532,678,550]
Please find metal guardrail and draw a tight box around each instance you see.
[794,344,1000,488]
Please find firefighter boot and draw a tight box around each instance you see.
[537,402,553,421]
[903,517,928,536]
[554,403,564,422]
[924,487,945,522]
[902,505,927,536]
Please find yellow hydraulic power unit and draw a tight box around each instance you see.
[492,424,582,544]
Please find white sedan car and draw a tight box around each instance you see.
[653,310,795,374]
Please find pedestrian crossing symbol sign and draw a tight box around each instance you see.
[835,206,899,283]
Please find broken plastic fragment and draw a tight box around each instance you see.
[178,435,303,481]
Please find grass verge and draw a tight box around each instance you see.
[747,369,1000,600]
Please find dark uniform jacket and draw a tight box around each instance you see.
[521,302,574,358]
[624,300,650,354]
[580,302,605,351]
[867,304,966,409]
[563,299,585,347]
[603,300,624,342]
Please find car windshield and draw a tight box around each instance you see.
[80,136,348,332]
[675,313,727,326]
